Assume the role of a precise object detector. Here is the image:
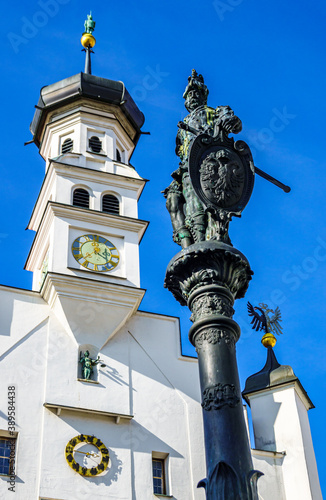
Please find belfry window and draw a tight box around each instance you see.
[73,188,90,208]
[102,194,119,215]
[61,138,73,154]
[89,136,102,153]
[116,148,122,162]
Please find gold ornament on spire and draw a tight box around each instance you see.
[247,302,283,348]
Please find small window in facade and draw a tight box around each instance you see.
[116,148,122,162]
[89,136,102,153]
[61,138,73,154]
[102,194,119,215]
[0,439,13,475]
[73,188,90,208]
[152,459,166,495]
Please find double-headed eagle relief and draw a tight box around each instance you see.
[247,302,283,336]
[163,69,255,247]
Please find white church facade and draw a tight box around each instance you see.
[0,29,322,500]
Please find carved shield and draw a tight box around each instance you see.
[188,135,255,215]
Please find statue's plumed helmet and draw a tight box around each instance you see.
[183,69,209,100]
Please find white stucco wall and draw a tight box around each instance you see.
[248,385,322,500]
[0,286,206,500]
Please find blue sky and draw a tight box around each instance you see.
[2,0,326,492]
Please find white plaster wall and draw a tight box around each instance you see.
[252,452,286,500]
[0,287,50,500]
[294,391,322,499]
[38,310,206,499]
[39,411,134,500]
[0,289,206,499]
[249,387,322,499]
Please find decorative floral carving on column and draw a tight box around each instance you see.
[202,383,240,411]
[194,328,235,352]
[190,294,235,322]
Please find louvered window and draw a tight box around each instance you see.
[73,188,90,208]
[61,138,73,154]
[102,194,119,215]
[116,149,122,162]
[89,136,102,153]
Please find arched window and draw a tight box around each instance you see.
[61,138,73,154]
[73,188,90,208]
[116,148,121,162]
[102,194,119,215]
[89,136,102,153]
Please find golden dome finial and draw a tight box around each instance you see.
[261,332,277,348]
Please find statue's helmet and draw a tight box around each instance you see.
[183,69,209,112]
[85,350,89,356]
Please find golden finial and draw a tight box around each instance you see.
[261,333,277,348]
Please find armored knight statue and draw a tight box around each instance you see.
[163,70,293,499]
[163,69,252,248]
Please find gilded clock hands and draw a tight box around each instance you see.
[92,241,101,253]
[98,253,110,262]
[75,450,100,458]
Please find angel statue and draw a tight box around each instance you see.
[247,302,283,337]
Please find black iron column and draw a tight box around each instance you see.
[165,242,261,498]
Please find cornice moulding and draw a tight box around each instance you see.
[25,202,149,271]
[41,272,145,309]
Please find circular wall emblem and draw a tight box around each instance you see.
[65,434,110,477]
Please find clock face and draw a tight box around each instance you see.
[72,234,120,272]
[65,434,110,477]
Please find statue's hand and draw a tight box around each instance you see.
[222,115,242,134]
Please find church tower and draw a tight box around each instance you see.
[25,15,148,348]
[0,16,206,500]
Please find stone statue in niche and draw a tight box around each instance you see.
[79,350,105,380]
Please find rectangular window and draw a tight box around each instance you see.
[0,439,13,475]
[152,458,166,495]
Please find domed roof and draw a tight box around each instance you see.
[242,347,314,409]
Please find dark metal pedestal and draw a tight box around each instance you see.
[165,241,262,499]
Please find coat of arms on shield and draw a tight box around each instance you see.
[188,134,255,218]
